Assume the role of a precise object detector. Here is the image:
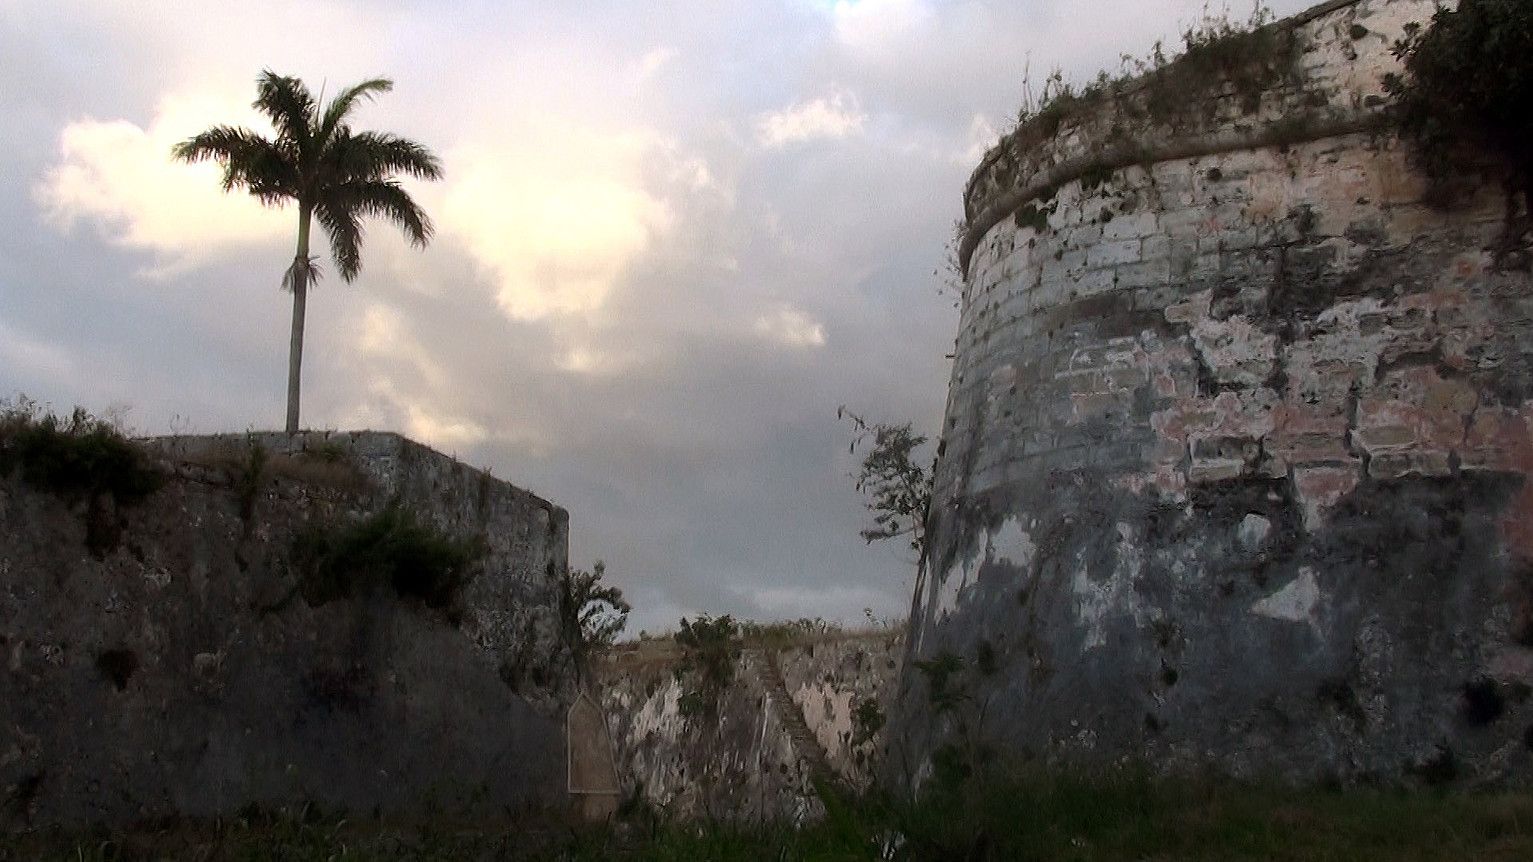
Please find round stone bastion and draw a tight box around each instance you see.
[896,0,1533,788]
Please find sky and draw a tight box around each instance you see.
[0,0,1317,634]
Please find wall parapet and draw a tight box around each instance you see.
[960,0,1393,276]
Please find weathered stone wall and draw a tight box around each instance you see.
[1,431,571,827]
[598,631,902,821]
[901,0,1533,788]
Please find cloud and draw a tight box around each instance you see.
[0,319,75,385]
[832,0,933,57]
[356,303,449,387]
[755,92,867,148]
[347,378,490,449]
[439,128,678,321]
[754,306,827,349]
[960,113,1003,165]
[34,91,289,275]
[637,46,677,78]
[556,345,635,376]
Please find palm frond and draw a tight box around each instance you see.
[314,198,364,282]
[317,77,393,145]
[332,180,434,247]
[280,255,324,292]
[253,70,315,161]
[331,131,444,182]
[176,69,441,289]
[171,126,296,204]
[171,125,261,164]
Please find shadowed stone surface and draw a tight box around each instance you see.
[0,431,569,827]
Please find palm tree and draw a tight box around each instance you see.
[172,70,442,433]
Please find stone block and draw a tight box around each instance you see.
[1086,239,1143,269]
[1292,464,1361,531]
[1189,457,1246,484]
[1102,211,1159,242]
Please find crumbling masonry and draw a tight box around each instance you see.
[898,0,1533,786]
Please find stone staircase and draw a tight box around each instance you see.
[753,648,846,794]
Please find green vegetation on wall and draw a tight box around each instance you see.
[673,614,740,719]
[0,401,162,507]
[0,399,163,556]
[292,502,483,614]
[998,4,1291,175]
[1384,0,1533,262]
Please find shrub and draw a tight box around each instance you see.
[1384,0,1533,244]
[674,614,740,719]
[1146,3,1288,121]
[912,651,969,714]
[1009,3,1287,139]
[234,440,268,522]
[0,401,161,505]
[851,697,885,747]
[293,503,482,612]
[739,617,836,649]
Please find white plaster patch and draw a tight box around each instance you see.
[796,682,855,758]
[1071,565,1112,650]
[629,678,685,743]
[934,517,1035,626]
[986,516,1035,570]
[1237,513,1272,551]
[931,555,971,624]
[1070,522,1143,650]
[1250,567,1321,627]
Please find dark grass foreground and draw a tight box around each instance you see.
[5,771,1533,861]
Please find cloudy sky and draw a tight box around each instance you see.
[0,0,1314,633]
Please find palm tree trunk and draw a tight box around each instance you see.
[285,204,313,434]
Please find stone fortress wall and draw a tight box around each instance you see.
[899,0,1533,787]
[597,630,903,821]
[1,431,570,826]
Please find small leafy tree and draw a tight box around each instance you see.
[1384,0,1533,259]
[673,614,739,719]
[558,561,631,678]
[838,407,933,558]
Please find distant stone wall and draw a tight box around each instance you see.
[0,431,570,827]
[597,631,902,821]
[901,0,1533,788]
[156,432,574,712]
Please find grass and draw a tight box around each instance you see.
[179,436,371,508]
[7,771,1533,860]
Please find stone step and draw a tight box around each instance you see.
[751,648,845,791]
